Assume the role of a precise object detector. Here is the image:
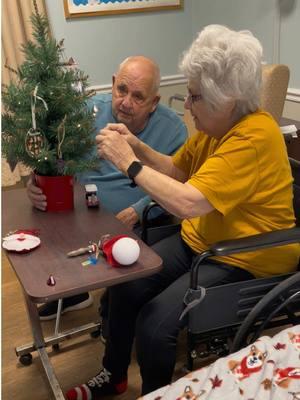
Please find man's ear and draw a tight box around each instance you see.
[112,74,116,86]
[150,95,161,113]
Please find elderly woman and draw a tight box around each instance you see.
[66,25,300,400]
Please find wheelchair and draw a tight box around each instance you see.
[141,157,300,371]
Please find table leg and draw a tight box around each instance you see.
[54,299,63,336]
[38,347,66,400]
[23,293,65,399]
[23,293,45,348]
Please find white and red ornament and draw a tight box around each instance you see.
[2,232,40,253]
[112,237,140,265]
[101,235,140,267]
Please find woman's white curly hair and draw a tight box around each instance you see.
[180,25,263,119]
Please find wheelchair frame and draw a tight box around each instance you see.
[141,157,300,371]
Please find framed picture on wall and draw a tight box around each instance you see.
[64,0,183,19]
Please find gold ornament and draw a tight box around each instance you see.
[25,128,46,158]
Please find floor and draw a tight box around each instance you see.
[2,252,193,400]
[1,182,190,400]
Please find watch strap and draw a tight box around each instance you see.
[127,161,143,187]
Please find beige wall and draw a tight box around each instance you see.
[283,100,300,121]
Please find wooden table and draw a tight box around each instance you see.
[2,186,162,399]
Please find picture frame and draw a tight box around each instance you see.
[63,0,183,19]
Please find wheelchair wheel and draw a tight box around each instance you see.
[231,272,300,352]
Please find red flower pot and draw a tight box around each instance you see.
[35,174,74,212]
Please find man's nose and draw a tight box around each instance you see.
[121,94,133,108]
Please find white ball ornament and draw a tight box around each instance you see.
[112,237,140,265]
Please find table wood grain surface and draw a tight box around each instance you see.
[2,185,162,303]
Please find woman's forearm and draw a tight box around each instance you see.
[133,165,213,219]
[133,139,186,181]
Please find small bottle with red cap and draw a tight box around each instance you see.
[85,184,99,208]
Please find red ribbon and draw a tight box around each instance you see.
[15,229,40,241]
[101,235,128,267]
[17,229,40,235]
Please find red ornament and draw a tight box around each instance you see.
[47,275,56,286]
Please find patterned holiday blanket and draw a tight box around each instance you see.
[139,325,300,400]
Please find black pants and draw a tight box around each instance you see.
[102,232,253,395]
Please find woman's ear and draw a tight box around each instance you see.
[229,99,237,114]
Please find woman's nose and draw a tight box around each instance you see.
[184,97,191,110]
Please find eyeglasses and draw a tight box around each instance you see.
[184,93,202,104]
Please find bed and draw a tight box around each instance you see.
[139,325,300,400]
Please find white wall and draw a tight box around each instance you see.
[191,0,275,65]
[280,0,300,88]
[45,0,193,86]
[189,0,300,120]
[45,0,300,119]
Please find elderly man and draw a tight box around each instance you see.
[66,25,299,400]
[27,56,187,319]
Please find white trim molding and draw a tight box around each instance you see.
[286,88,300,103]
[160,74,187,87]
[89,75,300,104]
[89,83,112,92]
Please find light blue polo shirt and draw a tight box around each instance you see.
[79,93,187,218]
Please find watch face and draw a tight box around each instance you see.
[127,161,143,180]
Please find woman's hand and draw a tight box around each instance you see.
[96,127,138,174]
[105,123,140,148]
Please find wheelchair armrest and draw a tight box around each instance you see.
[141,201,181,245]
[141,201,160,223]
[168,94,185,116]
[168,93,185,105]
[210,227,300,257]
[190,227,300,288]
[141,201,160,243]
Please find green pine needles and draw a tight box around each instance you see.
[2,0,98,176]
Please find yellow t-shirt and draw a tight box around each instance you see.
[172,111,300,277]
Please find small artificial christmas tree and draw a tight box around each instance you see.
[2,0,98,178]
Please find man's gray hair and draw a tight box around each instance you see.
[180,25,263,118]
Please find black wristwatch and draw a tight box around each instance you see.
[127,161,143,187]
